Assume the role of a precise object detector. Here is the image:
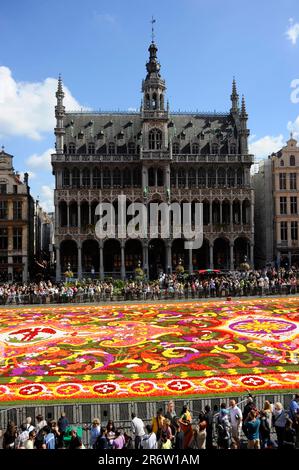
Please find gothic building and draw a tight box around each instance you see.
[52,39,254,280]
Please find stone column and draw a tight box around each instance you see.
[164,164,170,189]
[220,201,223,225]
[88,202,91,225]
[56,204,59,229]
[23,256,28,283]
[154,168,158,187]
[166,240,172,274]
[250,243,254,267]
[121,241,125,280]
[67,203,70,229]
[209,201,213,225]
[78,203,81,231]
[77,243,82,279]
[209,243,214,269]
[188,248,193,274]
[230,242,234,270]
[55,245,61,281]
[230,201,233,228]
[99,242,104,280]
[143,241,149,278]
[240,201,243,227]
[142,166,148,188]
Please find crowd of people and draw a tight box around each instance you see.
[1,395,299,450]
[0,267,299,305]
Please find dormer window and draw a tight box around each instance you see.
[128,142,135,155]
[108,142,115,155]
[290,155,295,166]
[192,143,199,154]
[88,143,95,155]
[211,143,219,155]
[280,159,284,167]
[172,142,179,155]
[68,143,76,155]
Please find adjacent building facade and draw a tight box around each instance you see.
[272,137,299,267]
[254,136,299,268]
[52,39,254,280]
[0,148,34,282]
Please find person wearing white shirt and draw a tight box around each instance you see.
[142,425,157,449]
[229,400,243,449]
[131,413,145,449]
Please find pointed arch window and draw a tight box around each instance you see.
[92,167,101,188]
[103,168,111,188]
[208,169,216,187]
[113,168,121,187]
[152,93,158,110]
[123,168,132,187]
[82,168,90,187]
[149,128,162,150]
[133,167,141,186]
[63,168,70,187]
[237,168,244,186]
[198,168,206,187]
[178,168,186,188]
[189,169,196,187]
[72,168,80,188]
[217,168,226,187]
[227,168,235,187]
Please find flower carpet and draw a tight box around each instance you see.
[0,297,298,405]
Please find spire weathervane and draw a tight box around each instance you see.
[151,16,156,43]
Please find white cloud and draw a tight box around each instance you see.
[287,116,299,139]
[93,12,116,25]
[0,66,83,140]
[26,147,54,171]
[39,185,54,212]
[286,18,299,45]
[249,134,285,160]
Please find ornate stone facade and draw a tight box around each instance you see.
[0,148,34,282]
[52,40,254,280]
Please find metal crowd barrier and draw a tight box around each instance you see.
[0,285,298,306]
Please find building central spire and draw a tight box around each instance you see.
[151,16,156,43]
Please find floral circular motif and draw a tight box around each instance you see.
[239,376,266,387]
[55,384,82,397]
[0,385,9,396]
[229,318,297,335]
[129,380,156,395]
[18,384,45,397]
[166,379,193,392]
[203,378,230,390]
[93,382,119,395]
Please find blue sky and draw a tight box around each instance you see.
[1,0,299,210]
